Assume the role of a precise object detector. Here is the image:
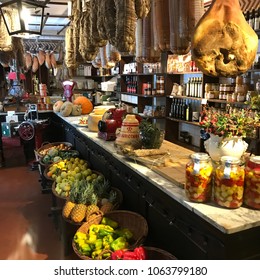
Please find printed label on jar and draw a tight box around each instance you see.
[224,161,232,179]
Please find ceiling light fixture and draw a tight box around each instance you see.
[0,0,46,37]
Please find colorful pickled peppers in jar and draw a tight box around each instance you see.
[244,156,260,210]
[214,156,244,209]
[185,153,213,202]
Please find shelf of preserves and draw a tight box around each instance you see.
[118,51,258,150]
[206,99,247,106]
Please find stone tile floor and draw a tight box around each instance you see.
[0,136,77,260]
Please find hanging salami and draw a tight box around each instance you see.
[152,0,170,52]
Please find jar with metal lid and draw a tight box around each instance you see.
[231,92,237,102]
[226,93,232,102]
[214,156,245,209]
[185,153,213,202]
[205,83,211,93]
[236,92,245,102]
[244,156,260,209]
[156,76,165,95]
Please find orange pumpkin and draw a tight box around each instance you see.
[73,96,93,115]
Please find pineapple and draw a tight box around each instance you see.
[62,179,78,218]
[63,201,76,219]
[85,192,99,220]
[94,179,111,204]
[100,189,118,214]
[70,181,88,223]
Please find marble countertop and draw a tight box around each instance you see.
[0,110,53,116]
[58,114,260,235]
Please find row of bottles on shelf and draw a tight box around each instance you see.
[126,76,138,94]
[185,77,203,98]
[244,7,260,31]
[125,75,165,96]
[169,98,194,121]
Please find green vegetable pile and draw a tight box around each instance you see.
[41,148,79,165]
[73,217,134,259]
[139,119,164,149]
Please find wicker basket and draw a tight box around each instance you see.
[61,187,123,225]
[104,211,148,249]
[72,210,148,260]
[144,247,177,260]
[35,141,73,161]
[63,209,104,227]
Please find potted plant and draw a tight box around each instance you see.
[199,106,260,161]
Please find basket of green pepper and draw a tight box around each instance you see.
[72,210,148,260]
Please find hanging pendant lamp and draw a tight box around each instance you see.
[0,0,46,37]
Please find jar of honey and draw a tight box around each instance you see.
[214,156,244,209]
[185,153,213,202]
[244,156,260,209]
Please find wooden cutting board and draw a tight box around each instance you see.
[131,141,193,188]
[151,163,187,188]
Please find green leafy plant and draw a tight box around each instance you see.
[200,106,259,139]
[245,95,260,111]
[139,119,164,149]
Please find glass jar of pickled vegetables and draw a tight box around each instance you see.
[214,156,244,209]
[244,156,260,210]
[185,153,213,202]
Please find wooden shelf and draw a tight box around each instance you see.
[207,99,247,105]
[167,71,202,75]
[166,117,200,126]
[167,95,202,101]
[247,68,260,73]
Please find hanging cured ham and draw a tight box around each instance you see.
[24,52,33,71]
[50,52,57,69]
[191,0,258,77]
[37,49,45,66]
[32,55,39,73]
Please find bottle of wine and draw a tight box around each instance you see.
[169,98,175,117]
[175,99,180,119]
[183,99,188,121]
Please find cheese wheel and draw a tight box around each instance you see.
[88,113,103,132]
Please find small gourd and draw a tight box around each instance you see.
[71,104,82,116]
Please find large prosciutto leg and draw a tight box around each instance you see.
[191,0,258,77]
